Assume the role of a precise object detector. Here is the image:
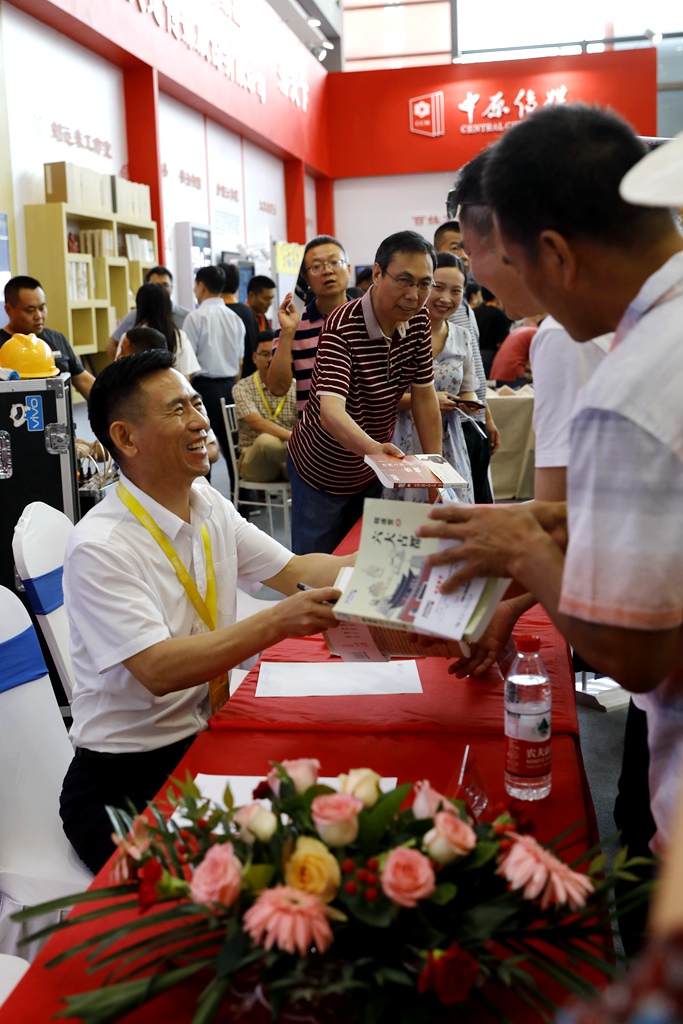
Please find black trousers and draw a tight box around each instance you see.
[613,699,657,956]
[192,375,236,497]
[60,735,196,875]
[463,420,493,504]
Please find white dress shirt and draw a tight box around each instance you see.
[184,297,245,378]
[65,475,291,753]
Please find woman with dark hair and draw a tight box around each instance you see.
[391,252,481,502]
[134,283,199,379]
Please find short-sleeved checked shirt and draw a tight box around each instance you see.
[288,288,434,496]
[232,371,297,451]
[560,250,683,850]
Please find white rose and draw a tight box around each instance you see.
[338,768,383,808]
[233,802,278,844]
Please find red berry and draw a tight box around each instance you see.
[344,881,357,896]
[365,872,378,885]
[366,857,379,871]
[493,823,507,835]
[356,869,368,883]
[365,887,379,902]
[342,859,355,874]
[197,818,208,830]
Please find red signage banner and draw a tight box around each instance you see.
[326,49,658,179]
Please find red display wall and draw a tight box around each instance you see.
[326,49,658,178]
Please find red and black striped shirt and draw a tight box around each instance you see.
[288,289,434,495]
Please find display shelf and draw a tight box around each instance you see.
[25,201,158,357]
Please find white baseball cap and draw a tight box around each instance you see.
[620,133,683,207]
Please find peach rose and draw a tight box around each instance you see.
[189,842,242,908]
[412,780,456,821]
[380,847,436,908]
[423,812,477,865]
[311,792,364,847]
[233,802,278,844]
[284,836,341,903]
[338,768,383,808]
[268,758,321,796]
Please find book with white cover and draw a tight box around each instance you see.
[364,453,468,490]
[332,498,509,643]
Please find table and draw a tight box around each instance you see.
[487,392,535,500]
[1,525,599,1023]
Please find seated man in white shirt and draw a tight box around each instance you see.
[60,349,350,873]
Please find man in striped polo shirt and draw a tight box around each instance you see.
[287,230,443,554]
[267,234,352,416]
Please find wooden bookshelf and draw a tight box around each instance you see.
[24,202,158,356]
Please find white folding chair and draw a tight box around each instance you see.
[0,587,92,960]
[0,954,30,1008]
[221,400,291,545]
[12,502,75,703]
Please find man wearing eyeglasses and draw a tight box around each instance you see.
[267,234,353,415]
[287,230,443,554]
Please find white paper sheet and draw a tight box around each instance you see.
[192,773,398,809]
[255,660,423,697]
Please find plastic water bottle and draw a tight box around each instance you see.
[504,635,551,800]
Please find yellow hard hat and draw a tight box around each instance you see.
[0,333,58,378]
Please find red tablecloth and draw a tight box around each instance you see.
[1,518,593,1023]
[211,604,577,738]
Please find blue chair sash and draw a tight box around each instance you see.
[23,565,64,615]
[0,626,48,693]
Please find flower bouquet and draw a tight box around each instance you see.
[15,759,651,1024]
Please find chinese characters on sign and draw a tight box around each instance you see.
[125,0,266,104]
[51,123,113,158]
[259,201,277,215]
[216,184,239,201]
[179,170,202,189]
[457,83,569,135]
[277,64,309,113]
[411,215,443,228]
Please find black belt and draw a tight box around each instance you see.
[74,735,196,762]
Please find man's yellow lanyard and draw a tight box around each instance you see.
[117,484,229,714]
[254,375,287,421]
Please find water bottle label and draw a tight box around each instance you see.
[505,708,551,778]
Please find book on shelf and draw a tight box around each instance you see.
[364,452,469,490]
[67,261,89,301]
[331,497,509,646]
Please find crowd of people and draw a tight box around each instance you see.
[4,98,682,1019]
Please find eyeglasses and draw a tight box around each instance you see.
[446,188,459,220]
[306,259,347,275]
[385,271,434,292]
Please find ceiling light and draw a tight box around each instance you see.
[317,47,327,61]
[322,41,334,49]
[644,28,663,44]
[308,18,321,27]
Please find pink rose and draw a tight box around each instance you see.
[268,758,321,796]
[380,847,436,908]
[311,793,364,847]
[412,780,457,821]
[190,842,242,908]
[233,802,278,844]
[423,812,477,865]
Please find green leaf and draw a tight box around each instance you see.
[242,862,276,892]
[55,961,210,1023]
[589,853,606,875]
[373,966,414,987]
[215,923,248,979]
[192,977,232,1024]
[222,783,234,811]
[429,882,457,906]
[357,784,412,849]
[11,884,138,922]
[462,840,499,870]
